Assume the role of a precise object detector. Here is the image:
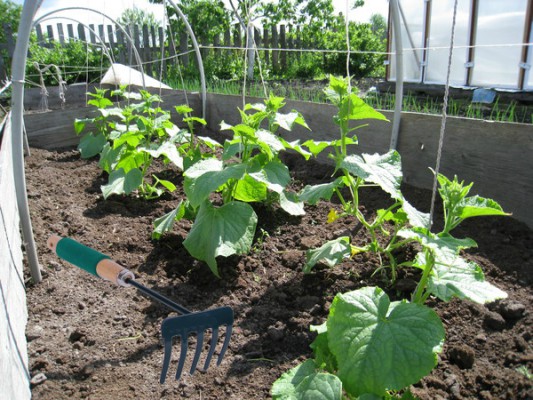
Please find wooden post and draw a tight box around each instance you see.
[116,27,126,64]
[234,23,242,54]
[46,25,54,48]
[179,31,188,68]
[107,25,116,63]
[142,24,151,75]
[78,24,86,43]
[98,24,105,46]
[158,27,166,79]
[224,28,231,59]
[88,24,95,44]
[35,24,45,46]
[133,24,141,70]
[271,25,279,72]
[263,27,269,66]
[57,23,65,45]
[280,25,286,71]
[67,24,74,41]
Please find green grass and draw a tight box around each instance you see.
[166,78,533,124]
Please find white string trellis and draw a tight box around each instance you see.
[428,0,460,229]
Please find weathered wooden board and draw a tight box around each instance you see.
[0,116,31,400]
[25,90,533,228]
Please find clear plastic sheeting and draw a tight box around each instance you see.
[388,0,532,90]
[425,0,470,85]
[470,0,528,88]
[389,0,424,82]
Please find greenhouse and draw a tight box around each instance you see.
[1,0,531,399]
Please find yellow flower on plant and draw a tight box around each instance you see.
[327,208,339,223]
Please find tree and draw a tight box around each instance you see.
[117,6,160,29]
[0,0,22,79]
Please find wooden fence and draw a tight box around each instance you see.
[0,22,309,81]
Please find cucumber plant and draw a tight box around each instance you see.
[153,94,311,276]
[74,88,213,199]
[273,76,509,399]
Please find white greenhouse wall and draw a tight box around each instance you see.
[0,116,31,400]
[388,0,532,89]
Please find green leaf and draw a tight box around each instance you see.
[458,195,509,219]
[233,174,268,202]
[302,140,334,157]
[271,360,343,400]
[340,93,389,122]
[280,138,312,160]
[152,201,186,240]
[184,201,257,277]
[113,130,144,149]
[175,105,193,114]
[153,175,177,192]
[327,287,445,397]
[310,324,337,373]
[74,118,94,134]
[140,141,184,170]
[184,159,247,207]
[418,249,508,303]
[342,150,403,200]
[402,200,430,228]
[274,111,309,131]
[183,116,207,126]
[87,97,113,109]
[299,178,344,205]
[78,132,107,158]
[98,143,122,173]
[279,191,305,216]
[305,237,351,273]
[101,168,143,199]
[256,129,285,157]
[249,159,291,194]
[99,107,126,119]
[398,228,477,254]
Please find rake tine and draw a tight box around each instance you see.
[175,334,189,380]
[202,326,219,371]
[217,323,233,366]
[160,338,173,384]
[189,331,204,374]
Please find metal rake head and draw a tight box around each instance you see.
[159,306,234,383]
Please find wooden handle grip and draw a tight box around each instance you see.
[47,235,134,287]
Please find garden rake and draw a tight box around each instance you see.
[47,235,233,383]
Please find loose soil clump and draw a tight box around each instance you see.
[25,146,532,399]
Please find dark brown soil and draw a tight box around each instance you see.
[25,146,532,399]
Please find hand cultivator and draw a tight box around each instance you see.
[47,235,233,383]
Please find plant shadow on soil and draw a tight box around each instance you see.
[24,146,532,399]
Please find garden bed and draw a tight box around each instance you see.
[24,144,532,399]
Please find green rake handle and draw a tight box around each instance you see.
[47,235,135,287]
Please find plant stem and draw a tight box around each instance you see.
[412,249,434,304]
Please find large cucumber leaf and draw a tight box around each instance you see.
[101,168,143,199]
[341,150,403,200]
[184,158,247,208]
[183,201,257,277]
[271,360,342,400]
[327,287,444,397]
[415,250,508,303]
[305,237,351,272]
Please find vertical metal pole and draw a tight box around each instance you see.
[389,0,404,150]
[11,0,43,283]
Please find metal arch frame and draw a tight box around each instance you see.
[11,1,208,282]
[165,0,207,119]
[11,0,42,283]
[33,7,146,89]
[35,16,117,66]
